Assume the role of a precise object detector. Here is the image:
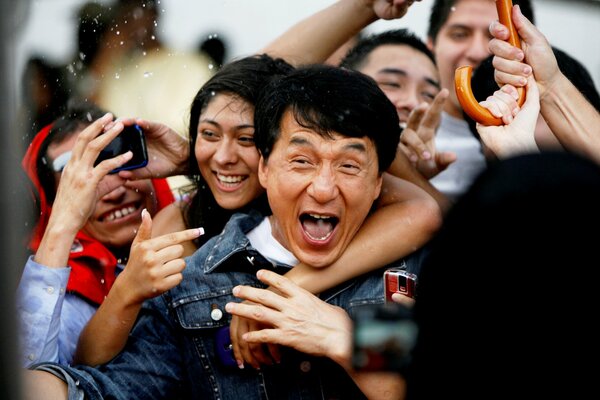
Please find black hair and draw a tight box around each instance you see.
[198,34,228,69]
[427,0,535,43]
[184,54,294,247]
[21,56,71,144]
[340,28,436,71]
[465,48,600,140]
[36,101,109,204]
[254,64,401,173]
[76,2,114,69]
[406,151,600,398]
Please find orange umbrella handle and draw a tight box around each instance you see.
[454,0,526,126]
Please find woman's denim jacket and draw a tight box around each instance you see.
[34,210,422,400]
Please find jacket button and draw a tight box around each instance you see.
[210,304,223,321]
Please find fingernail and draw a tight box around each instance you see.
[410,155,418,163]
[237,360,244,370]
[225,302,234,312]
[520,78,527,86]
[141,208,148,218]
[422,151,431,160]
[232,286,240,296]
[197,227,205,236]
[517,51,525,61]
[523,66,531,75]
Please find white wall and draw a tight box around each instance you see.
[15,0,600,94]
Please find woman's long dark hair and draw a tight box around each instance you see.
[184,54,294,247]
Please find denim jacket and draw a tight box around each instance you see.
[35,210,423,400]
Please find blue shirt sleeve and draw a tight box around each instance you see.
[17,256,97,367]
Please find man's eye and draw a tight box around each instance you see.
[292,158,311,166]
[379,82,401,89]
[341,163,360,174]
[422,91,436,102]
[449,31,469,41]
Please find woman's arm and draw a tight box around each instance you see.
[284,174,441,293]
[231,174,441,368]
[73,211,201,366]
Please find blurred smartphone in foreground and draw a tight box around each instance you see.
[384,268,417,303]
[352,303,417,372]
[94,124,148,173]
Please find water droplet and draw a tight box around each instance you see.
[143,71,153,78]
[208,64,214,70]
[151,35,156,41]
[210,91,216,96]
[79,52,86,61]
[116,30,121,36]
[115,73,120,79]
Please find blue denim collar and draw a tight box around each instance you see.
[200,210,267,274]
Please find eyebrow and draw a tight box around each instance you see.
[199,119,254,130]
[289,136,367,153]
[378,68,441,89]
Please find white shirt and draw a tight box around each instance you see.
[430,111,487,201]
[246,217,299,267]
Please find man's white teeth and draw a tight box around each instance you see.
[305,230,333,241]
[217,174,244,183]
[308,213,331,219]
[105,206,137,222]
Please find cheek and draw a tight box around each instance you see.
[195,141,212,167]
[240,148,261,174]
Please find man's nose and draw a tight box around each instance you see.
[465,32,491,67]
[393,89,420,114]
[307,166,339,203]
[101,184,127,202]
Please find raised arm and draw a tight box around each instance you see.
[261,0,420,66]
[73,211,201,366]
[34,114,129,268]
[489,4,600,163]
[18,115,131,366]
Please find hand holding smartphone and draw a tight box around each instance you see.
[384,268,417,303]
[94,124,148,174]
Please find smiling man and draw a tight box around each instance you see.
[26,65,409,399]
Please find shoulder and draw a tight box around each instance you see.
[151,201,187,237]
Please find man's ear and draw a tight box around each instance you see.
[373,174,383,202]
[426,36,434,51]
[258,155,268,190]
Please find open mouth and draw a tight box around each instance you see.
[300,213,339,241]
[99,202,141,222]
[215,173,248,187]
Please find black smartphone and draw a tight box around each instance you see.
[352,303,417,373]
[94,124,148,174]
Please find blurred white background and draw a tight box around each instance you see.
[13,0,600,101]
